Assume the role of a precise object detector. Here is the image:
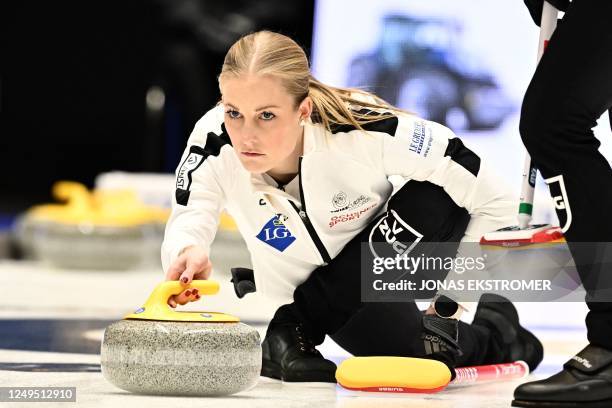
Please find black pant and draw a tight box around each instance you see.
[276,180,502,367]
[520,0,612,349]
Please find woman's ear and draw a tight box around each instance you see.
[298,96,313,121]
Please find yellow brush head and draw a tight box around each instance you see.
[336,356,452,393]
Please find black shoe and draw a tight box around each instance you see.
[512,344,612,408]
[421,314,462,377]
[472,294,543,372]
[261,322,337,383]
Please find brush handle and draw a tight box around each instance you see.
[450,361,529,386]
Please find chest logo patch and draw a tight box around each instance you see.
[256,214,296,252]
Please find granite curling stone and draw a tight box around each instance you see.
[16,181,168,270]
[101,280,261,396]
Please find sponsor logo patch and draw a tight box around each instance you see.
[331,192,373,213]
[256,214,296,252]
[572,355,592,369]
[368,209,423,258]
[175,145,207,206]
[409,121,433,157]
[329,203,377,228]
[378,387,405,392]
[177,151,204,190]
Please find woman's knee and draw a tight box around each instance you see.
[387,181,468,241]
[519,83,557,157]
[330,302,424,356]
[520,80,596,158]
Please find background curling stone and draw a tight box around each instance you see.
[100,280,261,396]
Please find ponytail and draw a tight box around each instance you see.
[308,75,412,132]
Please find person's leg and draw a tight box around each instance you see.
[329,296,542,371]
[519,0,612,347]
[329,301,491,367]
[515,0,612,406]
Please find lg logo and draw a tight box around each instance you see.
[262,226,291,241]
[256,214,296,252]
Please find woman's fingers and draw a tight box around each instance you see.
[166,257,186,281]
[179,256,212,284]
[192,268,211,281]
[165,246,210,307]
[167,288,201,307]
[192,288,201,301]
[177,289,192,305]
[168,295,178,308]
[166,246,212,286]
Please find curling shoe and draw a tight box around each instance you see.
[513,344,612,408]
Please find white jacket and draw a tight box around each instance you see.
[161,104,515,305]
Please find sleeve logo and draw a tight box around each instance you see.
[409,121,433,157]
[175,145,206,206]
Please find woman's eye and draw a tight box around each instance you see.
[226,110,241,119]
[260,111,275,121]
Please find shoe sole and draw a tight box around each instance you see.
[282,371,336,383]
[281,380,337,388]
[262,358,336,384]
[512,398,612,407]
[259,375,282,384]
[476,294,544,372]
[517,326,544,372]
[261,359,282,380]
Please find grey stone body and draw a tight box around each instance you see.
[14,217,165,270]
[101,320,261,396]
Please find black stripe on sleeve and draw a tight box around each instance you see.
[174,124,232,206]
[444,138,481,177]
[329,109,399,136]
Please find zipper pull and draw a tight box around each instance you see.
[298,210,307,219]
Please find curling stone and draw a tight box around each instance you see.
[15,181,168,270]
[101,280,261,396]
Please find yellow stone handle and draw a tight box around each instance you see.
[52,181,92,213]
[138,280,220,318]
[124,279,240,322]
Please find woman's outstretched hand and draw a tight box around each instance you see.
[165,245,213,308]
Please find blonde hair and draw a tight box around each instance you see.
[218,30,411,132]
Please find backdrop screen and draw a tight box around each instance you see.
[311,0,611,224]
